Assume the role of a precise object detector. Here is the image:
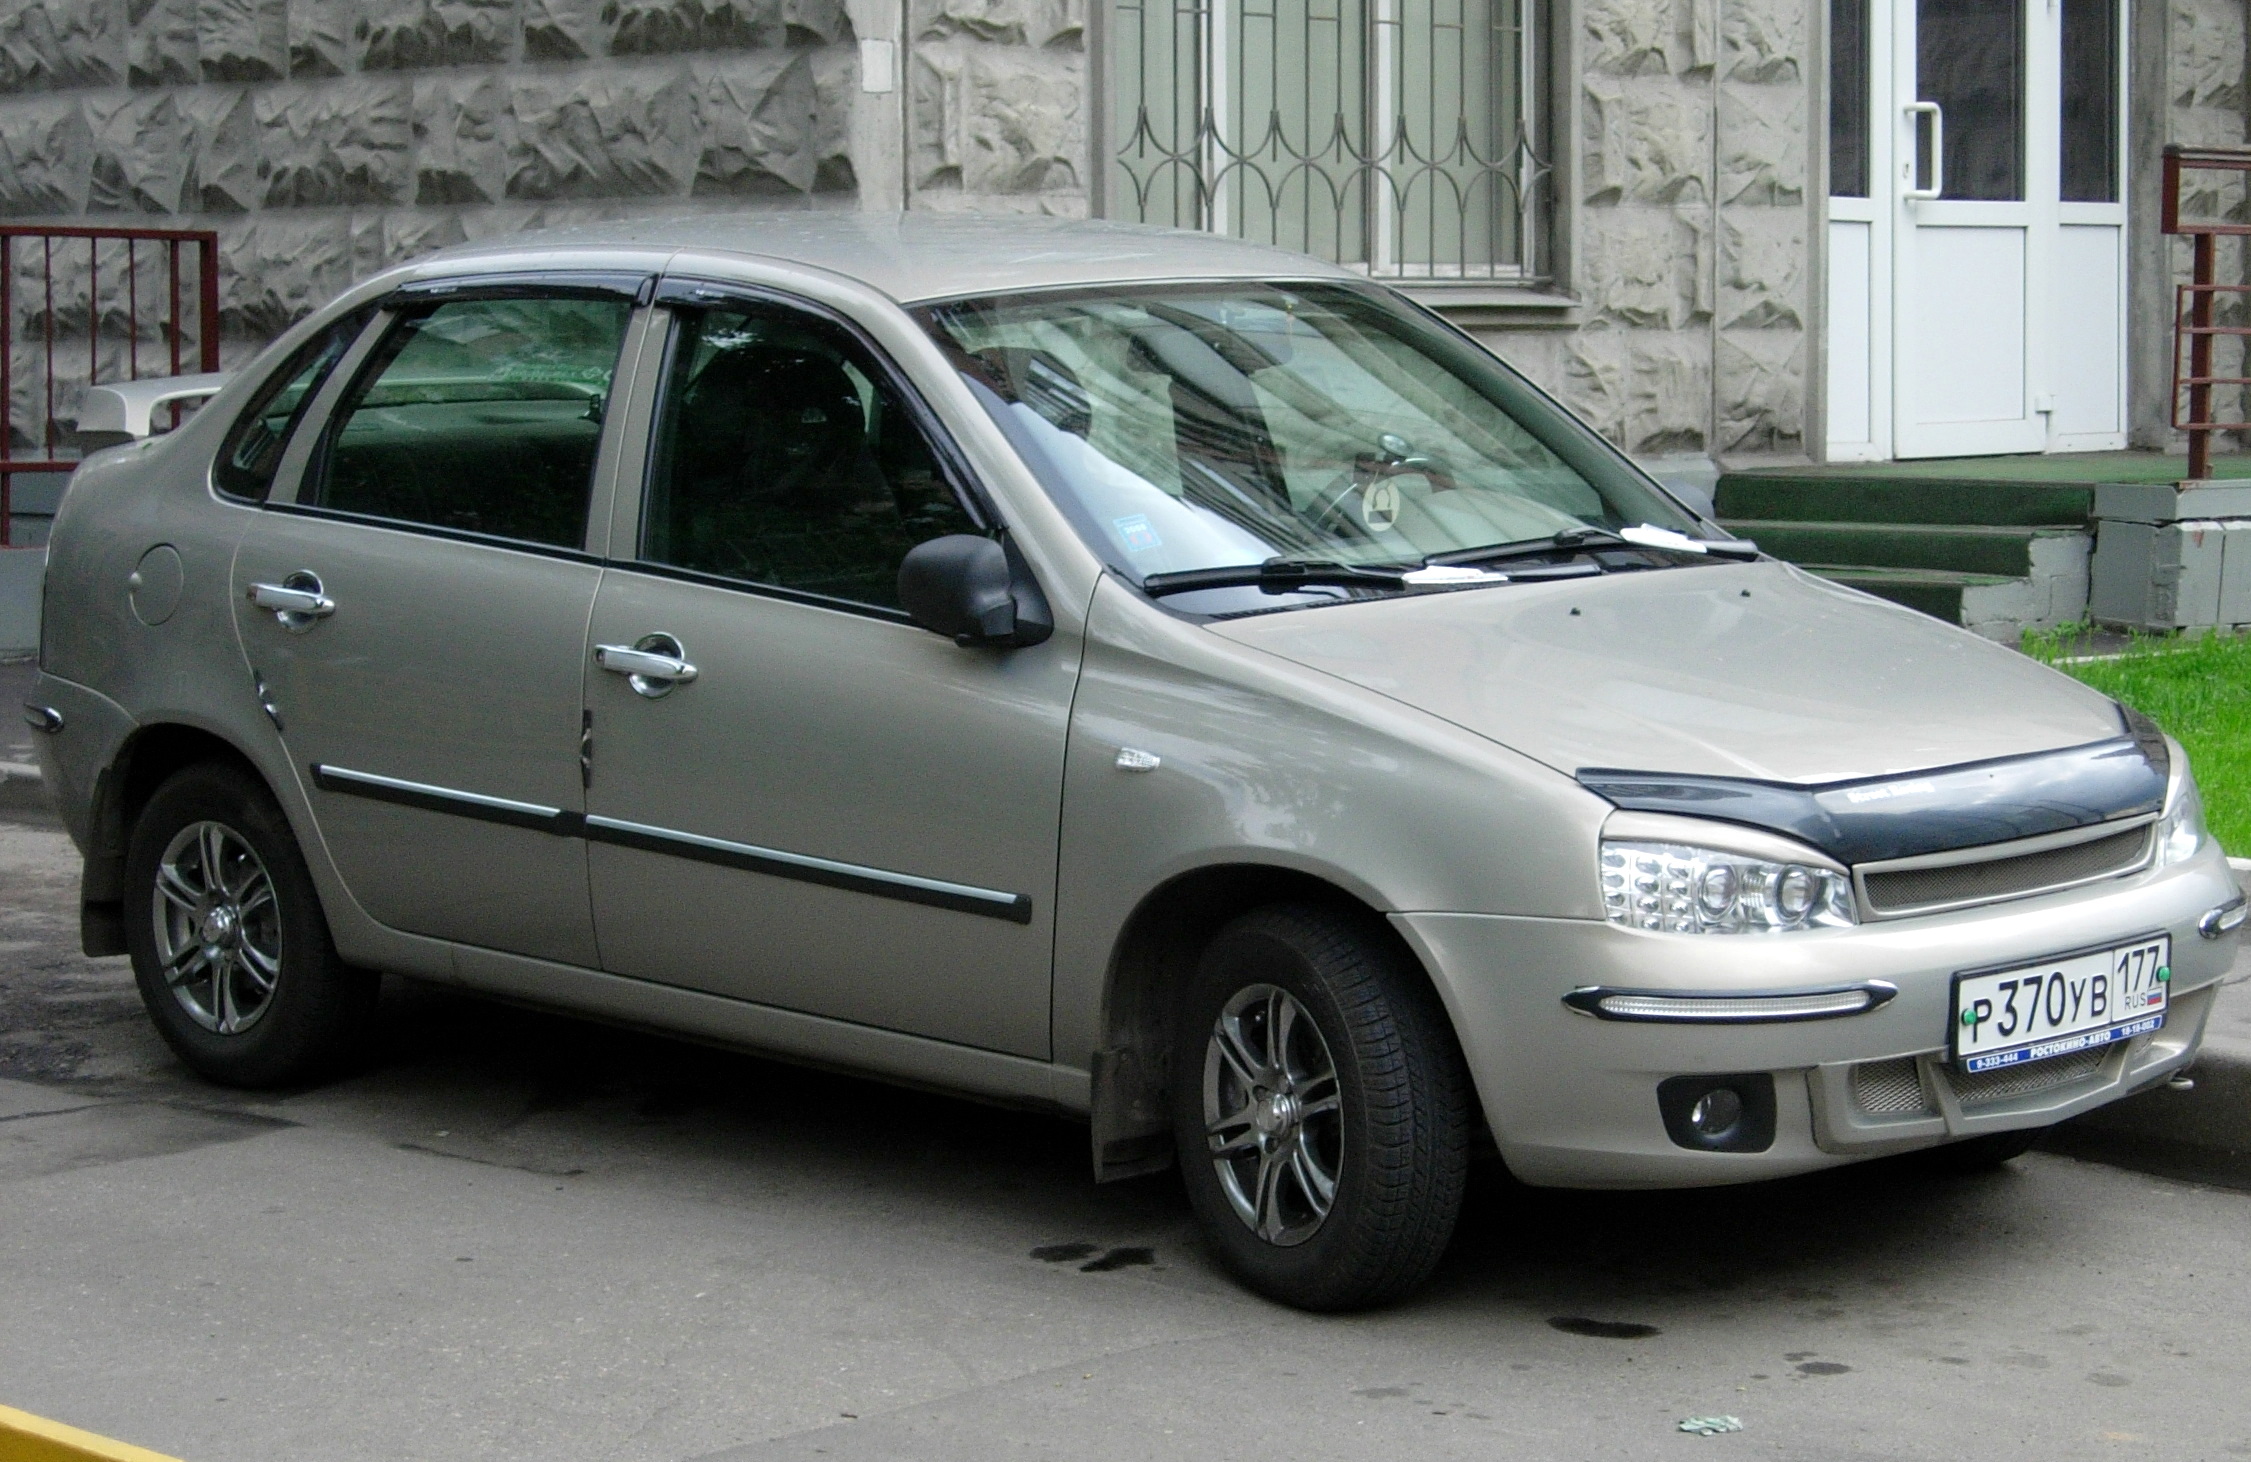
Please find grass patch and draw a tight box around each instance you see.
[2024,627,2251,857]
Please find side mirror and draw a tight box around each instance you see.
[897,534,1054,648]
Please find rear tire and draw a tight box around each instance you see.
[124,762,376,1087]
[1172,904,1471,1311]
[1917,1126,2046,1174]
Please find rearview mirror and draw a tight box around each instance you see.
[897,535,1053,648]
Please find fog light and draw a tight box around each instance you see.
[1689,1087,1744,1139]
[1656,1074,1777,1153]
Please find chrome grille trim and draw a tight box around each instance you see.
[1854,816,2157,919]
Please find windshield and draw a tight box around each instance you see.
[915,282,1703,612]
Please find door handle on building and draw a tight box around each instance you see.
[1904,102,1943,200]
[595,634,699,698]
[247,572,335,632]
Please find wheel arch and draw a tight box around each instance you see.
[1088,861,1458,1183]
[80,721,271,956]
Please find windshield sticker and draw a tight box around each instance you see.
[1360,481,1401,531]
[1114,514,1162,552]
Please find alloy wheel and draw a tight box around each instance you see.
[151,820,283,1036]
[1202,982,1344,1246]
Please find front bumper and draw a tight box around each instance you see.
[1396,843,2242,1188]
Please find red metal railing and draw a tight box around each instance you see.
[0,225,221,546]
[2163,144,2251,481]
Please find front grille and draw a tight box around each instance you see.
[1949,1047,2109,1105]
[1853,1057,1933,1116]
[1860,825,2151,916]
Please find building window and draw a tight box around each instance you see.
[1829,0,1869,198]
[1107,0,1548,282]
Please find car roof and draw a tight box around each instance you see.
[406,212,1360,305]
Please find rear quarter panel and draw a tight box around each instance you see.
[40,314,461,984]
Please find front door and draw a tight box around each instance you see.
[579,289,1073,1058]
[1825,0,2126,459]
[233,287,641,967]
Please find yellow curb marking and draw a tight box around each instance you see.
[0,1404,181,1462]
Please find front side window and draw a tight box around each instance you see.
[306,295,632,549]
[1108,0,1545,280]
[639,302,979,611]
[919,282,1698,611]
[213,308,371,502]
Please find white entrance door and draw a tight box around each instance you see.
[1824,0,2127,460]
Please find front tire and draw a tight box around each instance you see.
[124,762,376,1087]
[1172,904,1471,1311]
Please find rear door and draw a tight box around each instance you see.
[233,279,648,966]
[578,285,1075,1057]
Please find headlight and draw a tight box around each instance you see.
[1600,841,1857,933]
[2159,769,2207,868]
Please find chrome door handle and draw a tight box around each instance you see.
[1904,101,1943,200]
[247,572,335,632]
[595,633,698,698]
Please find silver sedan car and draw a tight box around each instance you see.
[24,216,2246,1310]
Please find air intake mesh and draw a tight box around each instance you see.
[1852,1057,1933,1116]
[1949,1047,2108,1105]
[1862,826,2150,914]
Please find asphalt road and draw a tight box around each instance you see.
[2,812,2249,1462]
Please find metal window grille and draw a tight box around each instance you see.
[1108,0,1547,281]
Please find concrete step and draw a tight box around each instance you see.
[1714,475,2096,528]
[1804,564,2017,622]
[1723,519,2080,578]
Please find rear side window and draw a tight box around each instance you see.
[213,309,371,502]
[306,296,632,550]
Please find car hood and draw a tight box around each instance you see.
[1205,560,2125,785]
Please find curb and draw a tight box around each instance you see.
[2045,1043,2251,1190]
[0,760,48,815]
[2047,863,2251,1187]
[0,1403,181,1462]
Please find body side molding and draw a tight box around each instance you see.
[309,764,1033,922]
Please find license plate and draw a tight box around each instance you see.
[1951,935,2170,1074]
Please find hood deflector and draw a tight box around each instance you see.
[1579,705,2169,866]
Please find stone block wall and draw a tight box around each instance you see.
[1436,0,1816,467]
[0,0,1083,447]
[906,0,1085,211]
[13,0,2230,470]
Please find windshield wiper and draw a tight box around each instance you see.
[1422,526,1628,569]
[1424,524,1760,570]
[1140,557,1410,598]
